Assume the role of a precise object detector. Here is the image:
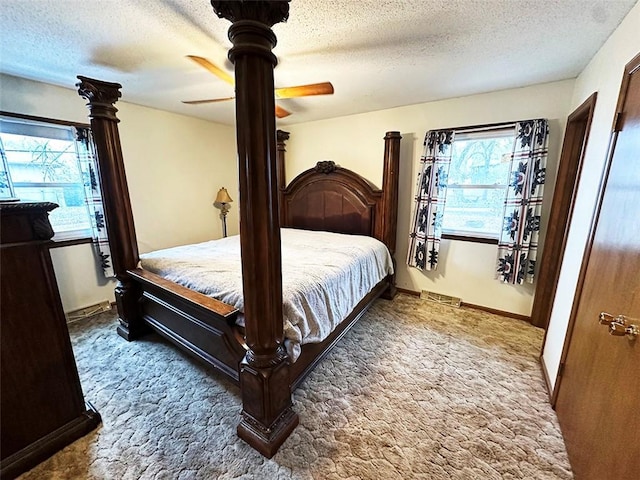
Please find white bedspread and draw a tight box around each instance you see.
[139,228,394,361]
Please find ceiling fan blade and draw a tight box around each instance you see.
[182,97,235,105]
[187,55,234,85]
[275,105,292,118]
[183,96,290,118]
[186,55,292,118]
[275,82,334,99]
[182,97,236,105]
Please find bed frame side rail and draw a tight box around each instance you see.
[290,279,387,390]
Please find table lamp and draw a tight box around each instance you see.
[214,187,233,237]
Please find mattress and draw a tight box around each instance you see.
[139,228,394,361]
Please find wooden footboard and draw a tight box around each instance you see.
[128,269,246,383]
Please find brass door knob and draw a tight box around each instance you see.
[599,312,617,325]
[609,321,638,340]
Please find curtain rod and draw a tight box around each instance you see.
[451,121,517,134]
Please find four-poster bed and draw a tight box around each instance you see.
[76,0,401,458]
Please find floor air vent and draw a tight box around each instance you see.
[420,290,461,307]
[66,300,112,323]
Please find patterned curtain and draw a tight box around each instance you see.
[407,129,455,271]
[0,140,13,199]
[496,119,549,284]
[75,127,115,278]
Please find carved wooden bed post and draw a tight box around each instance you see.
[381,131,402,299]
[210,0,298,457]
[276,129,290,225]
[76,76,143,340]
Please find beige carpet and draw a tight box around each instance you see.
[20,294,572,479]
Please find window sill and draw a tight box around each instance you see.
[441,233,498,245]
[50,236,93,248]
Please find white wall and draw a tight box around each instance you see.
[542,2,640,391]
[285,80,575,316]
[6,0,635,323]
[0,74,238,312]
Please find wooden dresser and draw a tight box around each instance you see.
[0,201,101,479]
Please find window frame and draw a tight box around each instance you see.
[0,111,94,244]
[440,125,516,243]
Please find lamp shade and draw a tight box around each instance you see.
[215,187,233,204]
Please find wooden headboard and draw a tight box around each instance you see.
[276,130,401,256]
[282,161,382,238]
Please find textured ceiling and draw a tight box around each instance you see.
[1,0,637,126]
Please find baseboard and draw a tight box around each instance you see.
[539,354,559,408]
[397,288,531,322]
[396,287,420,297]
[460,302,531,322]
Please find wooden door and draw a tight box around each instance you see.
[554,53,640,479]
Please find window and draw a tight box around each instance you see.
[441,127,515,240]
[0,115,92,240]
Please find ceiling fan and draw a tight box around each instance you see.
[182,55,334,118]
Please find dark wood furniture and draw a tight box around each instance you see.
[0,201,101,480]
[74,1,401,458]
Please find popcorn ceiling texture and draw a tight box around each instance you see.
[1,0,635,125]
[20,294,572,479]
